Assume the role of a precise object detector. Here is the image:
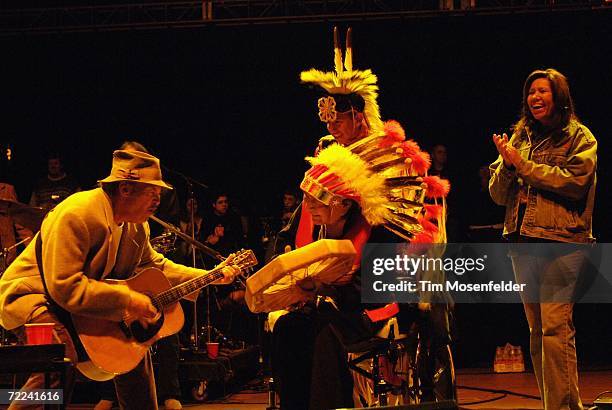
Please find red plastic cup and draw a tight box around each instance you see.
[24,323,55,345]
[206,342,220,359]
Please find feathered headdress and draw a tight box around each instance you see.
[300,27,384,134]
[300,121,450,242]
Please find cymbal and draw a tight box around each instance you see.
[7,206,47,232]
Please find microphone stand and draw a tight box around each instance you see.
[149,212,225,353]
[187,181,200,351]
[161,164,209,191]
[0,236,31,280]
[156,166,218,352]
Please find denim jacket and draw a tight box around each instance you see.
[489,120,597,243]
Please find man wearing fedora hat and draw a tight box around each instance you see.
[0,149,238,409]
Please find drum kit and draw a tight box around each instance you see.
[0,198,44,229]
[0,199,46,346]
[0,199,46,274]
[150,230,177,255]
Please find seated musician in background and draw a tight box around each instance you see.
[29,152,80,212]
[201,192,252,341]
[175,197,205,266]
[0,149,238,409]
[202,192,244,265]
[279,189,299,230]
[180,197,204,244]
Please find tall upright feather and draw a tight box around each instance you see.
[344,27,353,72]
[333,27,343,76]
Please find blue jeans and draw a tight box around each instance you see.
[510,246,585,410]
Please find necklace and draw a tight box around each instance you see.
[318,225,327,240]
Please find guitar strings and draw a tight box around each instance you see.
[153,254,252,306]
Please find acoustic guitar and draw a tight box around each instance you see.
[72,249,257,381]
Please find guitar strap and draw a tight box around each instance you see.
[35,232,89,361]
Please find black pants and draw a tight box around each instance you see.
[271,307,364,410]
[272,311,314,410]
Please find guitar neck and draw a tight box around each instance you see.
[153,268,224,308]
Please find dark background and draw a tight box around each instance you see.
[1,9,611,368]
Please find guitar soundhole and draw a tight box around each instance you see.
[129,312,165,343]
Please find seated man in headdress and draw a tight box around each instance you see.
[269,27,454,409]
[272,139,451,409]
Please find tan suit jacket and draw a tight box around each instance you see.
[0,188,203,330]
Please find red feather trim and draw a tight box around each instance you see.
[411,151,431,175]
[418,217,439,234]
[412,231,434,243]
[423,176,451,198]
[379,120,406,147]
[423,204,443,219]
[309,164,328,178]
[319,173,339,185]
[327,181,345,191]
[397,139,421,158]
[335,188,360,201]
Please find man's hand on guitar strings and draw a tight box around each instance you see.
[125,290,158,321]
[136,314,161,330]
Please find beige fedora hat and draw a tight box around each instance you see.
[98,150,172,189]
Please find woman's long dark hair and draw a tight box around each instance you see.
[513,68,578,137]
[180,197,202,222]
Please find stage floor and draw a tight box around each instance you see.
[174,369,612,410]
[26,369,612,409]
[456,368,611,409]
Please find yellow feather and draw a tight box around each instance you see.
[306,144,387,225]
[334,27,343,75]
[344,27,353,71]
